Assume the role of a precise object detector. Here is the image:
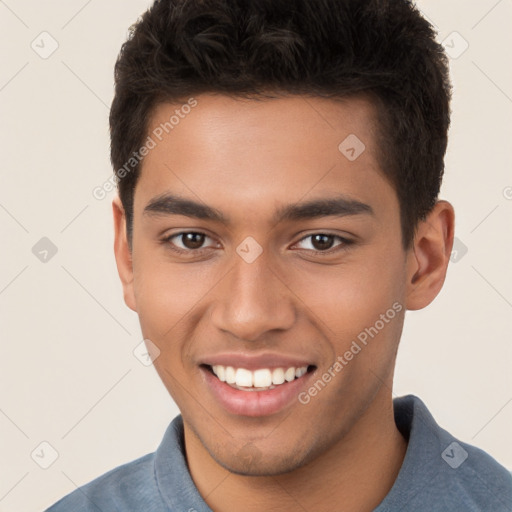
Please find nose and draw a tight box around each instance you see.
[209,249,296,342]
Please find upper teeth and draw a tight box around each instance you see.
[211,365,308,388]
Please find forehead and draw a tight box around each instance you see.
[134,93,397,222]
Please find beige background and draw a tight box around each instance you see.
[1,1,511,510]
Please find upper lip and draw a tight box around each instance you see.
[200,352,315,371]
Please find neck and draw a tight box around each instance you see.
[184,391,407,512]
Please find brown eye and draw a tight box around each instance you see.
[163,231,217,254]
[310,234,336,251]
[294,233,353,254]
[180,232,206,249]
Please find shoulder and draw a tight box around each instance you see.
[388,395,512,511]
[447,439,512,511]
[45,416,192,512]
[44,452,166,512]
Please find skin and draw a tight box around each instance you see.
[113,93,455,512]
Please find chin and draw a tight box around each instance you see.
[208,440,316,477]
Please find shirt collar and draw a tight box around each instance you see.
[153,395,463,511]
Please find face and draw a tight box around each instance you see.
[117,93,412,475]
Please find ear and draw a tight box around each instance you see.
[112,196,137,312]
[405,200,455,311]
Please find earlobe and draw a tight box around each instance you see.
[112,196,137,312]
[405,200,455,311]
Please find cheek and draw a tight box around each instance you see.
[131,246,212,342]
[307,259,402,317]
[293,248,406,357]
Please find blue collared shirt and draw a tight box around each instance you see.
[45,395,512,511]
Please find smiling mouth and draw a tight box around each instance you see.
[203,364,316,391]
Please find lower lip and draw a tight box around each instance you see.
[201,367,314,417]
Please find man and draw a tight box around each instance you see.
[46,0,512,510]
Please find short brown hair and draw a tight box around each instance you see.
[109,0,452,249]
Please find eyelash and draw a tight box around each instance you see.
[160,231,354,257]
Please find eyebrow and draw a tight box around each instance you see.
[143,193,374,224]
